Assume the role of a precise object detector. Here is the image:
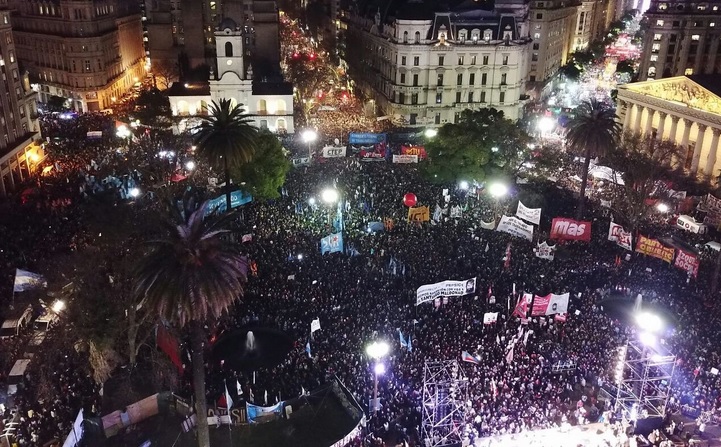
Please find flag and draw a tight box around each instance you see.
[301,386,306,395]
[485,243,490,253]
[504,243,512,269]
[407,333,412,352]
[512,293,531,318]
[305,341,312,358]
[237,380,243,397]
[14,268,47,292]
[461,351,481,364]
[320,232,344,254]
[490,378,498,399]
[483,312,498,324]
[310,318,321,333]
[264,389,268,406]
[242,233,253,243]
[505,344,515,364]
[225,382,234,410]
[398,329,408,348]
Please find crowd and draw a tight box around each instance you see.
[1,109,721,447]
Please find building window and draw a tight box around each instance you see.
[502,55,509,65]
[530,75,536,82]
[481,91,487,102]
[458,56,464,65]
[656,20,664,26]
[691,34,700,40]
[411,93,418,104]
[500,73,507,85]
[401,56,406,65]
[415,31,421,43]
[85,60,91,71]
[413,56,419,66]
[481,73,487,85]
[471,29,480,41]
[225,42,233,57]
[468,91,474,102]
[534,32,541,39]
[482,55,489,65]
[711,22,716,27]
[658,3,667,9]
[694,21,703,27]
[403,31,408,43]
[532,52,538,61]
[470,55,476,65]
[436,92,442,103]
[459,30,467,42]
[533,43,539,50]
[457,73,463,85]
[469,73,475,85]
[652,43,660,52]
[400,73,406,84]
[438,55,444,66]
[653,34,662,40]
[499,92,505,103]
[648,66,656,76]
[437,74,443,86]
[685,68,694,75]
[650,55,658,61]
[413,74,418,86]
[536,13,543,19]
[456,91,462,103]
[697,4,707,10]
[483,29,492,41]
[399,93,405,104]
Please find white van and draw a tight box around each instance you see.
[0,305,33,338]
[7,359,31,395]
[676,215,707,234]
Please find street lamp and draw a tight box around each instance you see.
[52,300,65,313]
[488,182,508,222]
[537,116,555,136]
[424,128,438,139]
[302,129,318,158]
[129,188,140,198]
[459,180,469,190]
[366,341,390,414]
[322,188,339,204]
[185,160,196,171]
[636,311,663,333]
[656,203,669,213]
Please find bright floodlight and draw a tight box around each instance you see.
[488,182,508,198]
[374,363,386,375]
[185,160,196,170]
[639,331,656,346]
[308,197,316,205]
[301,129,318,143]
[459,181,469,190]
[116,125,131,138]
[322,188,339,204]
[366,341,390,359]
[656,203,669,213]
[297,254,303,260]
[491,146,499,153]
[52,300,66,313]
[129,188,140,198]
[537,116,555,133]
[636,311,663,333]
[424,128,438,138]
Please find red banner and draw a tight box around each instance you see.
[674,249,699,278]
[531,294,551,316]
[635,235,675,263]
[550,217,592,241]
[401,145,427,160]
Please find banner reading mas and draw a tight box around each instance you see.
[635,235,674,263]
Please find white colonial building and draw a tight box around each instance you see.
[617,75,721,180]
[168,18,294,133]
[344,4,532,126]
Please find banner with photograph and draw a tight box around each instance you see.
[635,235,674,263]
[416,277,477,305]
[531,293,570,316]
[516,201,541,225]
[496,215,534,241]
[320,233,344,254]
[550,217,591,242]
[608,222,632,250]
[535,241,555,260]
[674,249,699,278]
[246,402,284,424]
[392,154,418,163]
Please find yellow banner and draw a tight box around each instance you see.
[635,235,674,263]
[408,206,430,222]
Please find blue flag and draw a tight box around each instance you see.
[407,334,412,352]
[398,329,408,348]
[320,233,344,254]
[305,341,312,358]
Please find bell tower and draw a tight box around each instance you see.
[214,18,245,81]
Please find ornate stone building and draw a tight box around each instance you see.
[616,75,721,179]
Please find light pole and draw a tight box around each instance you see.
[302,129,318,159]
[366,341,390,415]
[322,188,339,227]
[488,182,508,222]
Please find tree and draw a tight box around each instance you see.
[603,133,683,230]
[194,99,259,211]
[134,200,248,447]
[151,60,180,90]
[229,130,291,199]
[285,52,336,117]
[133,88,172,127]
[422,108,532,184]
[566,99,621,219]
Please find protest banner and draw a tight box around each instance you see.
[635,235,675,263]
[496,215,534,241]
[608,222,632,250]
[516,201,541,225]
[416,278,476,305]
[550,218,591,242]
[408,206,430,222]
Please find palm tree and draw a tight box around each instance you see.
[194,99,258,212]
[135,200,248,447]
[566,99,621,219]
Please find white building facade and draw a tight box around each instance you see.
[168,18,294,133]
[345,8,532,126]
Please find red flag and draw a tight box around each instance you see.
[512,293,530,318]
[504,243,512,269]
[156,323,183,373]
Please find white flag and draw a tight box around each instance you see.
[225,383,234,410]
[310,318,321,333]
[237,380,243,397]
[483,312,498,324]
[14,268,47,292]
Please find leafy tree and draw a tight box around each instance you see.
[230,130,291,199]
[194,99,259,211]
[560,62,582,81]
[134,200,248,447]
[603,133,683,230]
[133,88,172,127]
[422,108,532,184]
[615,60,636,77]
[285,51,336,117]
[566,99,621,219]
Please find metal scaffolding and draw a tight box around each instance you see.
[614,339,676,420]
[421,360,468,447]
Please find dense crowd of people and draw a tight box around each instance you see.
[1,108,721,447]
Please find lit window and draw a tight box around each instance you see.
[656,20,664,26]
[654,33,662,40]
[650,55,658,61]
[692,34,700,40]
[648,66,656,76]
[652,43,661,52]
[697,4,706,10]
[658,3,667,9]
[685,68,694,75]
[711,22,716,27]
[534,33,541,39]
